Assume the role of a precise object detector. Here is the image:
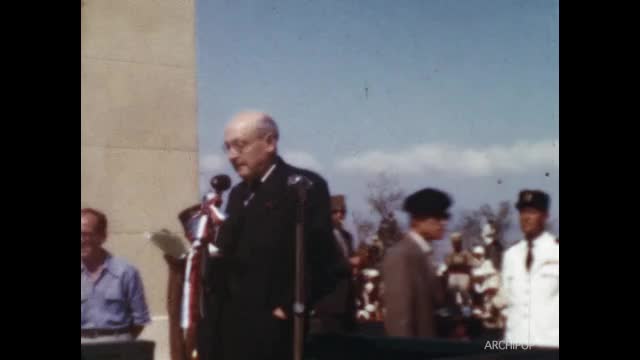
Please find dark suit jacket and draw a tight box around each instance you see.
[382,234,444,338]
[201,157,345,360]
[311,228,357,333]
[335,228,354,257]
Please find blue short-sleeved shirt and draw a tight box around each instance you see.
[81,254,151,330]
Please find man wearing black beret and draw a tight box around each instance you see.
[382,188,449,338]
[500,190,559,347]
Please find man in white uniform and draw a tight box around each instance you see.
[501,190,559,347]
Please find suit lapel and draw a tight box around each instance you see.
[401,235,438,286]
[244,157,289,214]
[344,230,354,256]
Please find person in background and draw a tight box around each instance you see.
[482,221,504,270]
[311,195,358,334]
[81,208,151,343]
[469,246,503,340]
[444,232,474,308]
[501,190,559,347]
[164,204,217,360]
[382,188,449,338]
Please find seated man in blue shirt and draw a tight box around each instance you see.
[81,208,151,343]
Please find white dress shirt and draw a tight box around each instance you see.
[502,231,559,347]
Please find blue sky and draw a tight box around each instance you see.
[195,0,559,246]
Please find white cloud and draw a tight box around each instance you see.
[200,153,226,173]
[282,150,324,171]
[335,139,559,177]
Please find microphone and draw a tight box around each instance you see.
[195,174,232,240]
[204,174,232,222]
[287,174,313,188]
[287,174,313,202]
[210,174,231,194]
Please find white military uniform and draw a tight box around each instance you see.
[502,231,559,347]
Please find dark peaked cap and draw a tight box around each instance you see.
[403,188,453,218]
[515,190,550,212]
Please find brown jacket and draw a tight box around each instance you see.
[382,234,444,338]
[166,255,188,360]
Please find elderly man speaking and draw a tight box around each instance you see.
[200,111,346,360]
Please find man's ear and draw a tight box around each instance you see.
[265,133,277,152]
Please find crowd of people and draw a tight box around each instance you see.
[81,111,559,360]
[343,190,558,348]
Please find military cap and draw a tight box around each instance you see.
[515,190,550,212]
[403,188,452,218]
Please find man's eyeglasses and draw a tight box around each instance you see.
[222,140,250,154]
[222,135,267,155]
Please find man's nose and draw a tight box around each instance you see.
[227,151,239,162]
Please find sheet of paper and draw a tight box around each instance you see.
[145,230,188,259]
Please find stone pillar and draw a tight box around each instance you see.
[81,1,198,359]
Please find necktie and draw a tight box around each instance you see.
[525,240,533,272]
[244,181,260,206]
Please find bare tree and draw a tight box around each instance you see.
[456,210,484,250]
[365,173,406,248]
[366,173,405,219]
[482,201,513,247]
[351,211,376,246]
[455,201,514,249]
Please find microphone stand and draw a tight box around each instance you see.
[288,175,312,360]
[196,190,228,319]
[184,175,230,360]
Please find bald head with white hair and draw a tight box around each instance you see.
[223,111,280,182]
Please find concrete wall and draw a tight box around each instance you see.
[81,1,199,359]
